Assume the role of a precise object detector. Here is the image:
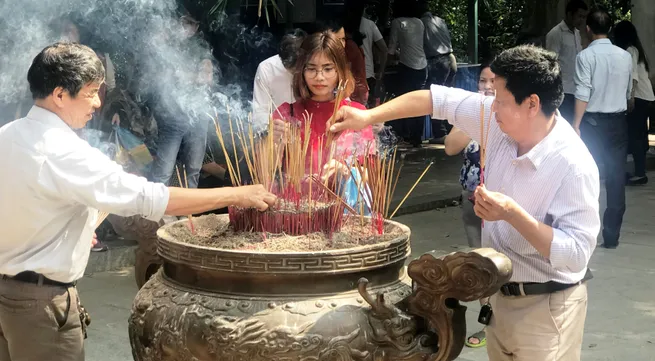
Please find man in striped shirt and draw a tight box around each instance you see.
[329,45,599,361]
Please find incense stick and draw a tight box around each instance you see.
[389,161,434,219]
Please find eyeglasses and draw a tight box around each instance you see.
[304,67,337,79]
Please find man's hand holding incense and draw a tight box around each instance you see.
[329,106,373,133]
[234,185,278,211]
[473,184,518,222]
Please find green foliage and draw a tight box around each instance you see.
[424,0,631,63]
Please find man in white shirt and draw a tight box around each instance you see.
[330,45,599,361]
[252,29,306,127]
[359,14,387,107]
[0,42,276,361]
[573,9,633,249]
[545,0,588,124]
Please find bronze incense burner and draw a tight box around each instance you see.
[124,214,512,361]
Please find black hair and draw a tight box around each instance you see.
[27,42,105,100]
[613,20,649,72]
[279,28,307,69]
[490,45,563,116]
[565,0,588,15]
[314,12,345,34]
[586,8,612,36]
[344,0,366,46]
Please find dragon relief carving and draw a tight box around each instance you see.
[405,249,512,361]
[357,278,436,361]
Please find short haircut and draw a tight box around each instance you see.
[279,29,307,70]
[27,42,105,100]
[490,45,563,116]
[292,31,355,100]
[586,8,612,36]
[566,0,588,15]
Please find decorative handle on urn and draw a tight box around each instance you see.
[405,248,512,361]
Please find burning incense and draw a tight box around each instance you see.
[389,161,434,219]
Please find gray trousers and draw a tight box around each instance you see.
[462,190,482,248]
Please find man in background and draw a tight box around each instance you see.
[359,9,387,108]
[573,8,632,250]
[546,0,588,123]
[420,4,457,144]
[252,29,306,126]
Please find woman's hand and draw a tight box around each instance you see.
[272,119,290,144]
[321,159,352,188]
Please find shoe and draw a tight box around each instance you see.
[600,243,618,249]
[91,240,109,252]
[627,176,648,186]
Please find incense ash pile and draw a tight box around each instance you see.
[168,214,405,252]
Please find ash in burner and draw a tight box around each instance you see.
[166,214,405,252]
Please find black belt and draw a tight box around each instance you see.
[500,269,593,296]
[2,271,76,288]
[428,53,451,59]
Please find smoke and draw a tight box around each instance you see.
[0,0,277,133]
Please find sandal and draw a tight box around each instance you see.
[465,329,487,348]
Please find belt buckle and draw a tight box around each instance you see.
[501,283,521,296]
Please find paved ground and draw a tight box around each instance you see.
[81,172,655,361]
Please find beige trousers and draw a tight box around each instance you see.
[0,277,84,361]
[486,283,588,361]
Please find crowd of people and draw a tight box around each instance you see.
[0,1,652,360]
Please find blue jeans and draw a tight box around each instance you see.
[150,114,208,188]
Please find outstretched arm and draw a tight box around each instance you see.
[330,86,495,145]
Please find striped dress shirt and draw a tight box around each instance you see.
[431,85,600,284]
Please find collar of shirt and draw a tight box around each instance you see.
[588,38,612,47]
[557,20,576,34]
[26,106,74,134]
[512,116,566,169]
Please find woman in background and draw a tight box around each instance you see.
[613,20,654,186]
[273,31,376,204]
[444,62,495,348]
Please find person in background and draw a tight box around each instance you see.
[0,42,276,361]
[388,1,427,147]
[252,29,307,126]
[272,31,376,201]
[342,6,369,105]
[359,8,388,108]
[149,12,209,194]
[420,3,457,144]
[545,0,588,124]
[444,62,494,349]
[613,20,654,186]
[573,8,632,250]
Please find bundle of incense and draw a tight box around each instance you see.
[176,165,195,234]
[324,80,349,158]
[478,94,493,227]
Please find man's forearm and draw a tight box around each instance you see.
[507,203,554,260]
[165,187,237,216]
[573,99,588,128]
[369,90,433,124]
